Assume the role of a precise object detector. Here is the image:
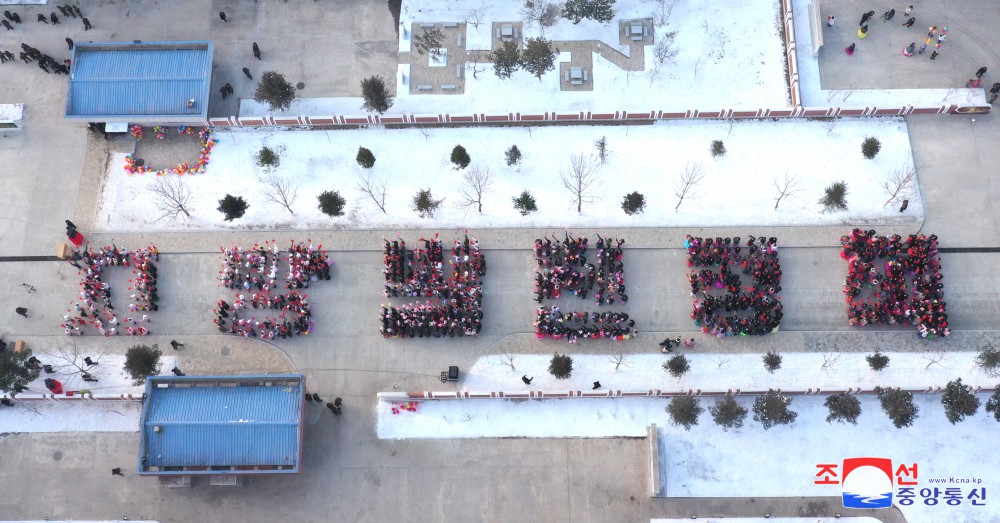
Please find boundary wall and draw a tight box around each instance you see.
[378,385,992,402]
[210,0,989,130]
[1,392,143,402]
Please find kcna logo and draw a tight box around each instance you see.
[816,457,914,509]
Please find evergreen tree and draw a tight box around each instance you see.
[862,136,882,159]
[360,75,394,114]
[255,146,280,170]
[666,396,703,431]
[356,147,376,169]
[941,378,980,424]
[621,191,645,215]
[489,40,521,80]
[866,351,890,371]
[123,344,162,386]
[317,190,347,217]
[710,396,748,431]
[0,347,40,393]
[711,140,726,157]
[562,0,616,23]
[762,351,782,373]
[505,145,522,166]
[752,390,798,430]
[512,191,537,215]
[549,352,573,379]
[663,354,690,378]
[451,145,471,169]
[411,188,444,218]
[520,37,557,81]
[253,71,297,111]
[820,181,848,212]
[217,194,249,221]
[985,387,1000,422]
[824,392,862,424]
[976,342,1000,377]
[875,386,919,428]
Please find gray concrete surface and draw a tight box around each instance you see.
[1,1,1000,522]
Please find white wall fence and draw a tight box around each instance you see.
[378,385,993,402]
[1,392,144,402]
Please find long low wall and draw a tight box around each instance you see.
[208,103,985,128]
[1,392,144,401]
[378,385,992,401]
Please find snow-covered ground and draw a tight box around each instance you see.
[0,353,174,434]
[96,118,919,231]
[379,353,1000,523]
[241,0,788,116]
[457,352,995,394]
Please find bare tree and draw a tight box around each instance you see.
[821,353,841,371]
[466,6,490,29]
[713,355,731,369]
[882,168,916,207]
[260,175,298,215]
[419,128,431,141]
[560,153,602,214]
[148,175,193,220]
[458,166,494,214]
[652,33,680,65]
[49,341,107,377]
[608,345,633,371]
[773,172,801,210]
[466,52,486,79]
[653,0,677,26]
[356,173,388,214]
[498,351,516,371]
[823,118,838,135]
[521,0,560,29]
[923,351,946,369]
[673,161,705,210]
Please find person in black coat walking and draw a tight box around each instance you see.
[242,67,252,79]
[15,307,28,318]
[219,11,229,22]
[50,12,60,24]
[859,10,874,26]
[975,67,987,79]
[82,17,91,30]
[37,13,48,23]
[521,375,533,385]
[66,37,73,50]
[252,42,261,60]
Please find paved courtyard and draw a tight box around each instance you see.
[1,1,999,522]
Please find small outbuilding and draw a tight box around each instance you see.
[65,41,213,125]
[138,374,305,476]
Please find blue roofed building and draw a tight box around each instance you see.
[66,41,213,125]
[138,374,305,476]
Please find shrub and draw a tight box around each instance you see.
[253,71,296,111]
[875,386,919,428]
[941,378,980,424]
[710,396,748,431]
[621,191,646,215]
[317,190,347,217]
[663,354,690,378]
[752,390,798,430]
[594,136,609,164]
[505,145,522,166]
[866,351,890,371]
[824,392,862,424]
[819,181,848,212]
[862,136,881,159]
[512,190,537,215]
[451,145,471,169]
[255,146,280,170]
[356,147,376,169]
[217,194,249,221]
[976,343,1000,377]
[549,352,573,379]
[562,0,616,24]
[986,387,1000,422]
[123,344,162,386]
[412,188,444,218]
[762,351,782,373]
[520,37,557,81]
[711,139,726,157]
[666,396,703,431]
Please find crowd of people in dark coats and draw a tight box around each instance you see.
[686,235,783,336]
[533,233,628,305]
[61,244,159,336]
[380,233,486,338]
[533,306,636,342]
[841,229,949,338]
[215,241,329,338]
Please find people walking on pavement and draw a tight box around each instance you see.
[845,43,856,55]
[242,67,252,80]
[15,307,28,318]
[859,10,874,27]
[902,17,915,28]
[219,11,229,23]
[253,42,261,60]
[521,375,533,385]
[975,67,987,79]
[65,37,73,50]
[81,17,91,30]
[170,340,184,350]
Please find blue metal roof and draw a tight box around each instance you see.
[138,374,304,475]
[66,41,213,119]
